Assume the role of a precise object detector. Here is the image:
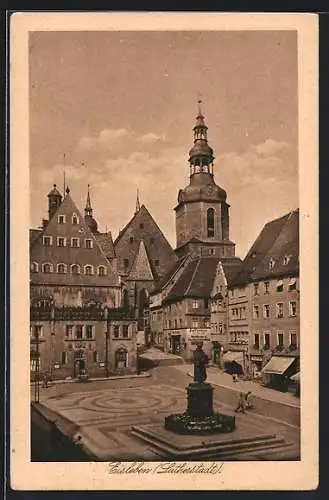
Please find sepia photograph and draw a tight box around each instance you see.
[10,12,318,490]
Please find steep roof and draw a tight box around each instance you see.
[220,257,243,285]
[230,209,299,287]
[30,192,120,287]
[164,257,220,302]
[94,232,115,260]
[30,229,42,246]
[151,255,190,293]
[127,240,154,281]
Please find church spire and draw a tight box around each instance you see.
[188,98,214,176]
[84,184,98,233]
[85,184,92,216]
[135,189,141,214]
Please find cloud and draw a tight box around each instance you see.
[249,138,290,157]
[78,128,131,150]
[136,132,166,144]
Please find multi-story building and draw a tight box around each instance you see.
[149,101,242,358]
[30,185,137,379]
[228,209,299,389]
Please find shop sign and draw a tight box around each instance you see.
[250,355,263,361]
[188,329,211,341]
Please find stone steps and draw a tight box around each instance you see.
[130,425,294,460]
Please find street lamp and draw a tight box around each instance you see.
[104,306,109,377]
[31,327,46,403]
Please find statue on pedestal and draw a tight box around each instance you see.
[193,342,208,383]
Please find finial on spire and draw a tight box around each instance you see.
[135,189,141,214]
[197,92,203,117]
[65,186,70,195]
[86,184,92,210]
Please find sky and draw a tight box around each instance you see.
[29,30,298,259]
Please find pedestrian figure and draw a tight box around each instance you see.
[234,392,245,413]
[42,373,49,388]
[232,373,238,383]
[244,391,254,409]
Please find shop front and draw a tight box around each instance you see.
[262,355,298,392]
[249,353,265,379]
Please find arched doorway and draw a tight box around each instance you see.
[115,347,128,370]
[73,349,86,378]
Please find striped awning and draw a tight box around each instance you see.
[290,371,300,382]
[262,356,295,375]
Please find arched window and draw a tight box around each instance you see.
[207,208,215,237]
[84,265,93,275]
[71,264,80,275]
[42,262,53,273]
[57,263,67,274]
[98,265,106,276]
[115,348,128,369]
[72,213,79,225]
[31,262,39,273]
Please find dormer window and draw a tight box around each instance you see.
[43,236,52,247]
[71,264,80,275]
[72,213,79,225]
[42,262,53,273]
[58,215,66,224]
[71,237,80,248]
[84,265,93,275]
[276,280,284,293]
[269,258,275,269]
[85,239,93,249]
[98,265,106,276]
[283,255,291,265]
[129,237,134,244]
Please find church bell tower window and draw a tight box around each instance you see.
[207,208,215,237]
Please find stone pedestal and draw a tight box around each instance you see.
[186,382,213,417]
[164,381,235,435]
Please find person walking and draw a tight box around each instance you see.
[244,391,254,409]
[234,392,246,413]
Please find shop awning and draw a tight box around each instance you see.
[290,371,300,382]
[222,351,244,364]
[262,356,295,375]
[276,280,283,287]
[289,278,297,286]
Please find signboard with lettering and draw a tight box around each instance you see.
[187,328,211,341]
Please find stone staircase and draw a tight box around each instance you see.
[130,424,297,461]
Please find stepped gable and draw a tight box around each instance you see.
[114,204,177,281]
[127,240,154,281]
[164,256,221,302]
[95,232,116,260]
[30,191,120,287]
[252,209,299,281]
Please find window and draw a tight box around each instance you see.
[65,325,73,339]
[180,318,183,327]
[72,213,79,225]
[283,255,291,265]
[269,258,275,269]
[84,265,93,275]
[124,258,129,270]
[98,266,106,276]
[93,351,98,363]
[207,208,215,237]
[290,331,297,348]
[61,352,67,365]
[264,281,270,294]
[263,304,270,318]
[43,236,52,246]
[277,331,284,347]
[264,333,270,349]
[276,303,284,318]
[253,305,259,319]
[288,280,297,291]
[289,301,297,317]
[192,300,199,309]
[254,333,260,349]
[254,283,259,296]
[276,281,284,292]
[86,325,93,339]
[57,237,66,247]
[139,223,144,229]
[115,348,128,368]
[122,325,129,338]
[71,264,80,274]
[33,325,43,338]
[85,239,93,249]
[57,263,67,274]
[129,237,134,244]
[150,238,155,244]
[42,262,53,273]
[71,237,80,248]
[113,325,120,338]
[154,259,160,267]
[58,215,66,224]
[192,319,199,328]
[208,248,215,255]
[31,262,39,273]
[75,325,83,339]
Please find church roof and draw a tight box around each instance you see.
[127,240,154,281]
[151,255,190,293]
[95,232,116,260]
[30,191,120,287]
[230,209,299,287]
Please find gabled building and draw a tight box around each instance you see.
[30,185,137,380]
[228,209,300,389]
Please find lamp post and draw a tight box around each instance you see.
[104,306,109,377]
[31,327,45,403]
[50,305,55,381]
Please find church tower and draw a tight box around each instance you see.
[175,100,235,259]
[84,184,99,233]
